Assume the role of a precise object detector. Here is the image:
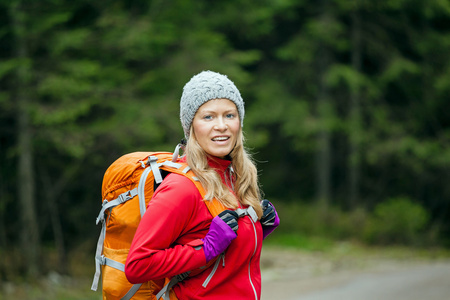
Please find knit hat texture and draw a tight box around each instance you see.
[180,70,245,138]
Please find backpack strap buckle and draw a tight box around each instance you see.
[156,271,191,300]
[234,206,258,223]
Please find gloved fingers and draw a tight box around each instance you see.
[218,210,239,232]
[262,204,274,219]
[261,200,276,225]
[219,209,239,220]
[261,199,270,210]
[261,211,276,226]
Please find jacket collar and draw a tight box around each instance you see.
[207,155,235,191]
[179,155,232,172]
[181,155,234,189]
[206,155,232,172]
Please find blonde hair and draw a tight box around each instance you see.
[185,127,263,219]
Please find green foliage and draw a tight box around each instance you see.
[270,200,432,248]
[364,197,430,245]
[272,201,367,241]
[1,0,450,281]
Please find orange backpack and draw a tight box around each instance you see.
[91,150,226,300]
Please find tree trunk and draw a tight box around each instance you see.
[348,4,362,208]
[46,184,67,274]
[316,7,333,214]
[0,148,9,280]
[41,163,83,275]
[10,1,40,277]
[316,83,332,213]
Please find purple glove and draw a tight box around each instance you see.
[260,200,280,240]
[201,210,238,262]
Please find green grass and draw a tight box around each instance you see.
[264,232,334,251]
[0,277,101,300]
[263,231,450,261]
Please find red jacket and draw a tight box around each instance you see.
[125,157,263,300]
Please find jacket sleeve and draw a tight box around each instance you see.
[125,173,209,283]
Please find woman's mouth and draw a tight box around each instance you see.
[212,136,230,142]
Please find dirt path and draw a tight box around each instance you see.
[260,246,450,300]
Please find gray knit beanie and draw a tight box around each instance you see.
[180,70,245,139]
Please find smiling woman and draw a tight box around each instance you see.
[125,70,280,300]
[192,98,240,158]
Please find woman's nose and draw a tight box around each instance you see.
[214,118,228,131]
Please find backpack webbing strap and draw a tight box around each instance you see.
[92,250,142,300]
[98,256,143,300]
[160,160,182,168]
[201,253,224,288]
[91,223,143,299]
[149,156,163,184]
[138,166,153,218]
[138,157,184,218]
[121,283,143,300]
[91,221,106,291]
[136,156,167,218]
[96,188,138,225]
[171,143,182,162]
[101,255,125,271]
[92,188,138,291]
[156,272,190,300]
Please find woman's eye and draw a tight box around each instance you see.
[226,113,236,119]
[203,115,213,120]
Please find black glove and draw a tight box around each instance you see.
[260,200,276,226]
[218,210,239,233]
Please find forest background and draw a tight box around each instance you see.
[1,0,450,296]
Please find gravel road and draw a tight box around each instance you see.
[260,246,450,300]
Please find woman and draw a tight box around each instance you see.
[125,70,280,300]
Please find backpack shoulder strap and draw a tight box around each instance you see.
[159,161,226,218]
[186,177,227,218]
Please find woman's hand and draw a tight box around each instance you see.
[201,210,239,262]
[260,200,280,240]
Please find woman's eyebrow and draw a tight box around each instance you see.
[199,108,238,114]
[198,109,216,114]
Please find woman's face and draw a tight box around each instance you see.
[192,98,240,159]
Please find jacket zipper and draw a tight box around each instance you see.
[202,253,225,288]
[248,218,258,300]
